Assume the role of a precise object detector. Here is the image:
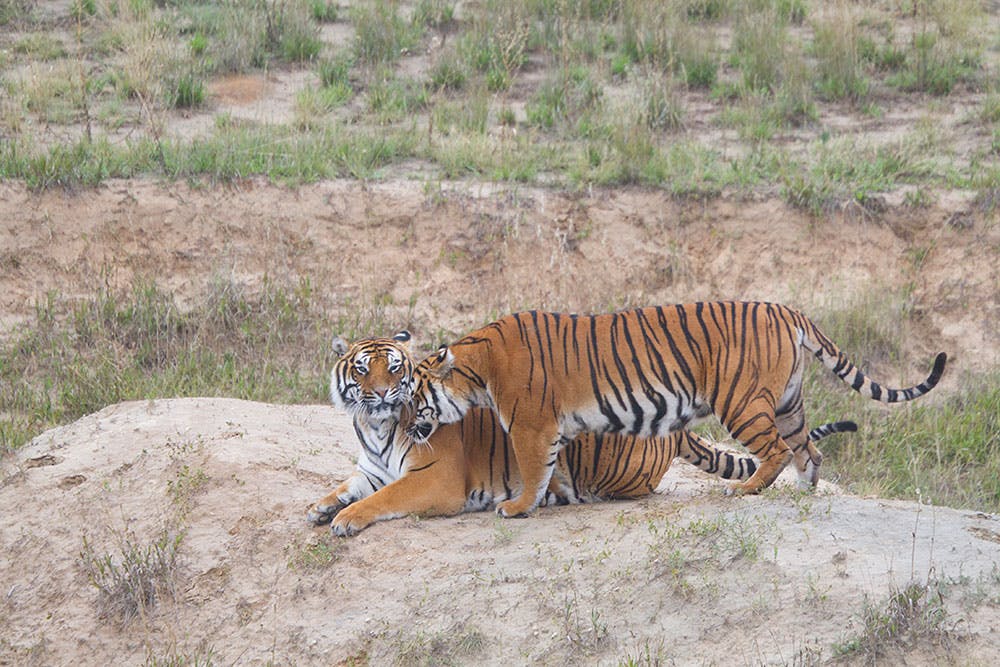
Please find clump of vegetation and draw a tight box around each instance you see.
[834,578,953,661]
[79,528,184,627]
[352,0,422,66]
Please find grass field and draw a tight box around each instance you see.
[0,1,997,201]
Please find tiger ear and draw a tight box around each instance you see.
[434,345,455,378]
[332,336,350,358]
[393,330,412,346]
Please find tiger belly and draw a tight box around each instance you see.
[560,392,698,440]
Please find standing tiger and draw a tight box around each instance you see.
[308,331,856,535]
[406,302,947,518]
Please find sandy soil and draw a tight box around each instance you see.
[2,398,1000,665]
[1,177,999,665]
[1,179,997,373]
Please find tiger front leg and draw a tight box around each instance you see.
[495,425,562,518]
[330,464,467,536]
[306,473,369,525]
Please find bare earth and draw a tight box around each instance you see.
[1,177,999,665]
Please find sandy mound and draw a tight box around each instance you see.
[2,398,999,665]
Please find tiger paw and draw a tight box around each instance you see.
[725,480,762,496]
[330,505,371,537]
[306,501,343,525]
[495,499,533,518]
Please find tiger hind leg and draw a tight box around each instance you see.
[724,400,792,495]
[775,402,823,489]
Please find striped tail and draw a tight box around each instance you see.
[807,420,857,441]
[680,421,855,482]
[801,323,947,404]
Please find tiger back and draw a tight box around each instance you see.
[406,302,946,519]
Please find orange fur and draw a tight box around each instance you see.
[309,334,789,536]
[409,302,946,517]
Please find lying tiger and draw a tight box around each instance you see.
[406,301,947,518]
[308,331,856,536]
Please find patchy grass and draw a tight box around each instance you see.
[0,0,994,199]
[0,277,346,453]
[833,578,953,662]
[79,527,184,627]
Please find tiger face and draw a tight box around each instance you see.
[330,331,415,420]
[407,345,467,442]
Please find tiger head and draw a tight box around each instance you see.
[406,345,476,443]
[330,331,415,421]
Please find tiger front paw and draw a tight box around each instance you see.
[306,501,344,526]
[330,504,372,537]
[495,498,534,518]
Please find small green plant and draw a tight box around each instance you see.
[309,0,338,23]
[71,0,97,20]
[368,74,428,122]
[144,645,217,667]
[189,32,209,57]
[166,464,210,517]
[281,25,322,62]
[562,595,609,656]
[392,624,487,665]
[287,538,343,570]
[617,640,668,667]
[812,3,869,101]
[526,66,602,131]
[352,0,422,65]
[834,579,951,661]
[318,56,352,88]
[13,33,67,61]
[733,5,789,92]
[413,0,455,29]
[79,528,183,627]
[640,75,684,131]
[429,54,467,91]
[170,72,205,109]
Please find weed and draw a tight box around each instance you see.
[166,463,210,519]
[640,74,684,132]
[812,2,869,101]
[286,537,343,570]
[368,74,429,122]
[492,515,516,546]
[0,276,344,452]
[170,72,205,109]
[833,579,952,662]
[428,51,467,91]
[561,594,609,655]
[617,639,668,667]
[352,0,421,66]
[391,623,487,665]
[733,4,789,92]
[79,527,183,627]
[13,33,67,61]
[461,2,529,91]
[318,56,352,89]
[526,66,602,131]
[144,644,216,667]
[294,84,350,128]
[309,0,337,23]
[413,0,456,29]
